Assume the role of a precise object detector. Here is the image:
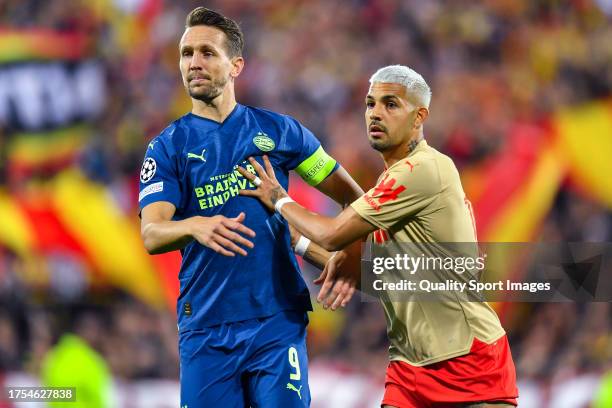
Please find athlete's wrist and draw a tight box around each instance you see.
[274,197,295,214]
[182,216,201,239]
[269,187,288,206]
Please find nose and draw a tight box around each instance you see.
[368,105,382,122]
[190,51,204,71]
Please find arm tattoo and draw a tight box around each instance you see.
[270,187,285,205]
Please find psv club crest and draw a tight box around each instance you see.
[253,132,275,152]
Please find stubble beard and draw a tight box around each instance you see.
[188,76,227,104]
[369,137,391,152]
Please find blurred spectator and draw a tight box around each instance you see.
[41,310,113,408]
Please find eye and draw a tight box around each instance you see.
[182,50,192,57]
[203,51,214,57]
[366,101,375,108]
[386,101,397,109]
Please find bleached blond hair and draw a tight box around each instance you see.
[369,65,431,108]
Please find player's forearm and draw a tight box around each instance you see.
[316,166,364,208]
[281,204,348,252]
[289,224,333,269]
[141,218,194,254]
[335,167,365,205]
[301,240,334,269]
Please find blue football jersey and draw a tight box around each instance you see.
[138,104,338,331]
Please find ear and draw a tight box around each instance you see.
[230,57,245,79]
[414,107,429,129]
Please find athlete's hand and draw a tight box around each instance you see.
[314,250,357,310]
[188,212,255,257]
[237,156,288,211]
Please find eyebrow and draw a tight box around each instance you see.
[179,43,218,53]
[366,94,401,102]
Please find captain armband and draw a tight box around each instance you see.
[295,146,337,186]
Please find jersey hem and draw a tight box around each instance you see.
[177,305,311,333]
[139,197,181,213]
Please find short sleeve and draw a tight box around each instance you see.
[350,158,440,230]
[138,137,182,211]
[284,117,339,186]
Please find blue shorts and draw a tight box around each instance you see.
[179,310,310,407]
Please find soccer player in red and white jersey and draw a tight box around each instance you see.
[239,65,519,407]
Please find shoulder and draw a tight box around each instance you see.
[385,150,441,193]
[245,105,288,121]
[425,144,460,182]
[390,150,438,179]
[244,105,303,129]
[149,116,190,153]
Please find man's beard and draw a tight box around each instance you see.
[369,137,391,152]
[188,76,227,103]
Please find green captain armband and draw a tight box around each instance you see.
[295,146,337,186]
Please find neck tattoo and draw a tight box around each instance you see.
[407,136,424,155]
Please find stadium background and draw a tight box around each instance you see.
[0,0,611,406]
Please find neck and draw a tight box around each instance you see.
[381,132,424,168]
[191,85,237,123]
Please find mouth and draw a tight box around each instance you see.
[188,75,211,85]
[369,123,386,138]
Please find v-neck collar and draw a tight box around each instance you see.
[186,103,245,132]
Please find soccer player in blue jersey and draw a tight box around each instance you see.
[138,7,363,407]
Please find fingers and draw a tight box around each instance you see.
[248,157,267,178]
[317,273,335,304]
[323,280,344,309]
[218,225,254,249]
[262,155,276,180]
[223,215,256,238]
[342,287,356,308]
[237,166,256,181]
[330,281,351,310]
[316,253,337,287]
[239,189,259,197]
[326,280,355,311]
[313,269,328,285]
[208,241,235,257]
[193,214,255,257]
[232,212,246,223]
[214,234,248,257]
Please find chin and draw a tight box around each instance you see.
[189,88,220,102]
[369,139,388,152]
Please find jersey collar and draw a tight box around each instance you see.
[186,103,245,133]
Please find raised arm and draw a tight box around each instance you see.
[141,201,256,257]
[313,165,364,208]
[241,157,375,250]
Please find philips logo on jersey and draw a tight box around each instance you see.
[253,132,275,152]
[193,163,258,210]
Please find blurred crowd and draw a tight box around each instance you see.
[1,0,611,406]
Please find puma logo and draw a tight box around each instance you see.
[286,383,302,399]
[187,149,206,162]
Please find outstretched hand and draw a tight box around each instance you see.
[314,250,358,310]
[237,156,288,211]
